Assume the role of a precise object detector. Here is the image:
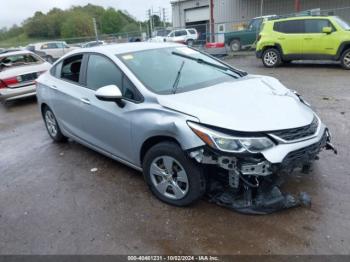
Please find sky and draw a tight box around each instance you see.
[0,0,173,28]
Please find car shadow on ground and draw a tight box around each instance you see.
[1,96,37,110]
[281,61,342,70]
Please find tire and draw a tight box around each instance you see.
[262,48,282,68]
[186,39,194,47]
[46,56,54,64]
[143,142,206,206]
[43,106,67,142]
[340,48,350,70]
[230,39,241,52]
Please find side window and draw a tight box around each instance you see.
[60,54,83,83]
[86,54,122,91]
[188,29,197,35]
[175,30,187,36]
[305,19,333,33]
[273,20,304,34]
[122,75,141,101]
[169,32,175,37]
[50,62,62,78]
[56,42,65,48]
[41,44,49,49]
[48,43,58,49]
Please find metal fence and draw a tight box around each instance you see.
[1,6,349,49]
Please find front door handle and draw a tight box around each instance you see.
[80,98,91,105]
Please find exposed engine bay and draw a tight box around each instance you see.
[188,130,337,214]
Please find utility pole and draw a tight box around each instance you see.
[93,17,98,41]
[260,0,264,17]
[163,8,166,28]
[148,9,153,37]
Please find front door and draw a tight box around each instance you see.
[302,19,339,56]
[77,54,140,161]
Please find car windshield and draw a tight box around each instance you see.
[0,53,43,72]
[118,47,240,94]
[334,16,350,30]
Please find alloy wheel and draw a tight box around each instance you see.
[45,110,58,137]
[264,51,278,66]
[344,51,350,68]
[149,156,189,200]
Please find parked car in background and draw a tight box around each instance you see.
[256,16,350,69]
[225,15,276,52]
[36,43,335,213]
[149,28,199,46]
[81,41,105,48]
[26,41,76,63]
[149,29,172,42]
[0,50,51,101]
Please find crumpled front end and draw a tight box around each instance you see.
[187,117,337,215]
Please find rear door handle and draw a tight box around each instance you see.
[80,98,91,105]
[304,38,313,40]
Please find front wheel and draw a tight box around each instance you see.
[340,49,350,70]
[143,142,206,206]
[262,48,282,68]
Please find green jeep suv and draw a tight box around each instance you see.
[256,16,350,69]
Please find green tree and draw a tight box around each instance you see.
[61,12,94,38]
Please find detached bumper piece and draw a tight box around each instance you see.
[207,180,311,215]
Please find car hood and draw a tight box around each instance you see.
[157,76,315,132]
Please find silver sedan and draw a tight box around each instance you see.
[36,43,335,213]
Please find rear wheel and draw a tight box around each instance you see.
[43,107,67,142]
[186,39,194,47]
[340,48,350,70]
[143,142,206,206]
[230,39,241,52]
[262,48,282,68]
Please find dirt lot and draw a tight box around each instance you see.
[0,56,349,255]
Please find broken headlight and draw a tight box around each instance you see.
[187,122,274,153]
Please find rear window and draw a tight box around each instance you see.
[188,29,197,34]
[273,20,304,33]
[0,53,43,71]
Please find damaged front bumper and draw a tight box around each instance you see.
[188,127,337,214]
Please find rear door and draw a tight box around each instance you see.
[273,20,304,55]
[302,19,338,56]
[49,54,86,137]
[76,54,142,161]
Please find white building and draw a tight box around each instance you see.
[171,0,350,42]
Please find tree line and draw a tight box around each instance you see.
[0,4,145,41]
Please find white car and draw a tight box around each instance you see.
[27,41,76,63]
[0,50,51,101]
[150,29,199,46]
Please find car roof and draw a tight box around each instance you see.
[267,15,334,23]
[70,42,184,55]
[0,50,35,58]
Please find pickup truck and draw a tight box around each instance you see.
[225,15,276,52]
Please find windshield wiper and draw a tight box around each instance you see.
[172,60,185,94]
[172,51,246,78]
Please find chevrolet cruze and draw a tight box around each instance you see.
[36,43,335,213]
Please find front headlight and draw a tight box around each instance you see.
[187,122,275,153]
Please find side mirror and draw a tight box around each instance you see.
[95,85,125,107]
[322,27,332,34]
